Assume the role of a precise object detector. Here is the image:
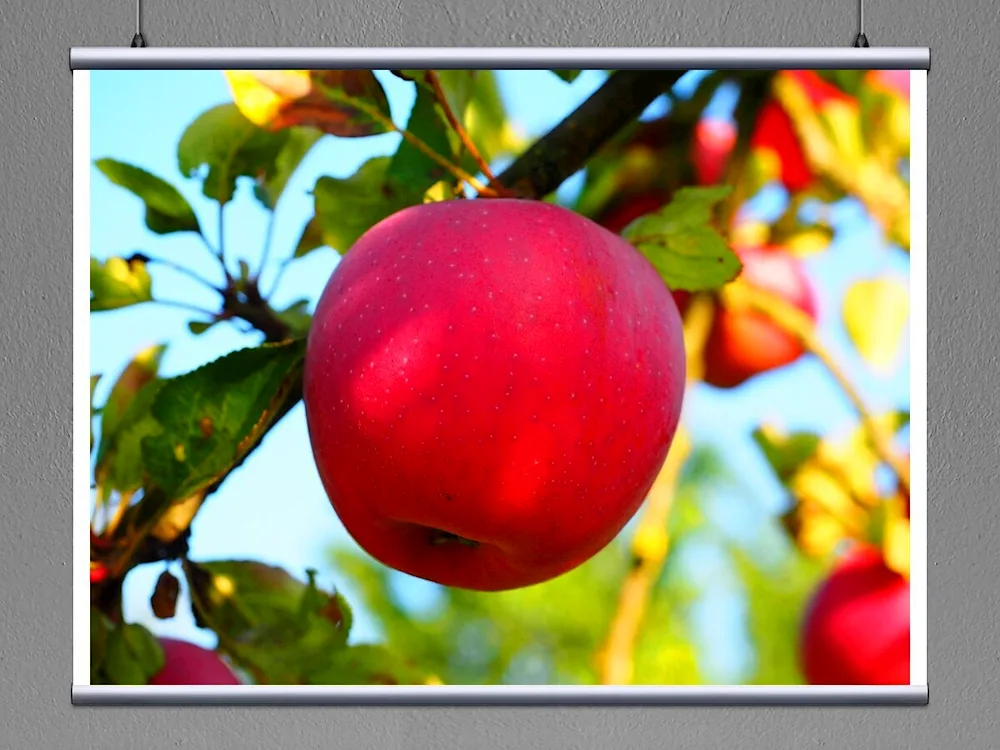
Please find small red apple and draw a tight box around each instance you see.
[800,546,910,685]
[692,119,737,186]
[676,245,818,388]
[148,638,241,685]
[749,102,814,193]
[749,72,854,194]
[305,199,687,591]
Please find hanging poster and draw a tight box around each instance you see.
[72,48,929,704]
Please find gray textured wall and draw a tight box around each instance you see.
[1,0,996,746]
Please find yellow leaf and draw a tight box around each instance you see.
[843,277,910,374]
[883,515,910,580]
[819,100,865,165]
[784,227,834,257]
[730,221,770,248]
[225,70,310,127]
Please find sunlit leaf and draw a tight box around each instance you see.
[842,277,910,374]
[187,319,219,336]
[387,85,459,196]
[97,622,165,686]
[226,70,392,138]
[275,299,313,337]
[94,158,201,235]
[312,157,423,254]
[97,344,166,459]
[142,339,306,502]
[177,103,321,209]
[90,256,154,312]
[752,425,821,482]
[186,560,353,684]
[623,186,742,292]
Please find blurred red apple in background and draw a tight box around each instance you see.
[869,69,911,101]
[692,118,737,186]
[749,71,854,194]
[799,546,910,685]
[749,102,814,193]
[148,638,241,685]
[596,191,672,235]
[304,199,687,591]
[677,245,818,388]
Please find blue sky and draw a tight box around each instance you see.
[89,69,910,683]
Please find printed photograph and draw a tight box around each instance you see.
[82,66,918,689]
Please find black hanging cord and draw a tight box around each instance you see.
[131,0,146,47]
[853,0,869,47]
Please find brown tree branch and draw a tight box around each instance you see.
[495,70,687,199]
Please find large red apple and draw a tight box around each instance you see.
[304,199,687,591]
[799,546,910,685]
[148,638,241,685]
[677,245,818,388]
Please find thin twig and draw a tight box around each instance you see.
[135,254,223,295]
[597,429,691,685]
[256,207,279,284]
[155,299,221,318]
[725,284,911,495]
[596,295,714,685]
[327,92,499,197]
[425,70,499,185]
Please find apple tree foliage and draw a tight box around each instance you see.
[90,68,912,686]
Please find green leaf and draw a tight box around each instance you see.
[97,380,165,496]
[101,623,163,685]
[94,158,201,235]
[94,346,167,499]
[550,70,581,83]
[292,216,327,259]
[90,256,154,312]
[121,622,166,679]
[178,104,283,206]
[97,345,166,460]
[254,128,323,210]
[102,629,148,685]
[275,299,313,337]
[387,85,459,195]
[186,560,352,685]
[622,186,742,292]
[141,339,306,502]
[311,644,432,686]
[752,425,821,483]
[464,71,526,163]
[187,319,219,336]
[312,157,422,254]
[90,608,110,681]
[90,375,102,452]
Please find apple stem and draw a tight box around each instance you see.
[425,71,504,192]
[428,529,480,548]
[597,428,692,685]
